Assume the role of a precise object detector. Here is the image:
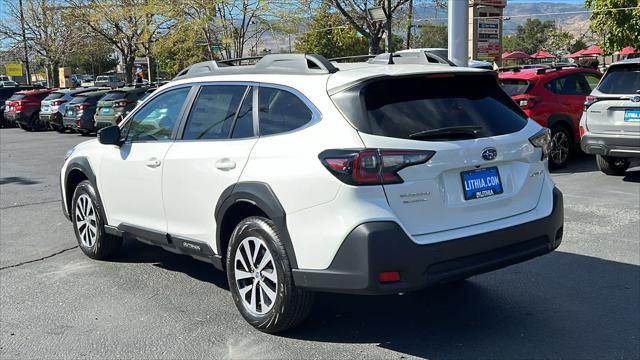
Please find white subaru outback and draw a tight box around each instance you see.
[61,54,564,333]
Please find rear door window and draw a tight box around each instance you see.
[499,79,532,96]
[182,85,247,140]
[597,65,640,94]
[258,87,313,136]
[331,74,527,140]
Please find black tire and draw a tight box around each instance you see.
[596,155,630,176]
[71,180,122,259]
[226,216,314,333]
[54,125,66,133]
[17,122,32,132]
[548,125,574,170]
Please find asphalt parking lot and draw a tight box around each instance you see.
[1,128,638,359]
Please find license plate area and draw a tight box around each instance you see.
[101,107,110,114]
[461,167,503,200]
[623,109,640,122]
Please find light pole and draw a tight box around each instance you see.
[448,0,468,66]
[18,0,31,84]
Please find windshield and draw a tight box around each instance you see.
[101,92,126,101]
[44,92,65,101]
[499,79,532,96]
[597,66,640,94]
[331,74,527,140]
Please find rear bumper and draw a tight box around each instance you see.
[94,114,118,129]
[4,111,24,123]
[581,133,640,157]
[40,112,61,125]
[293,188,564,295]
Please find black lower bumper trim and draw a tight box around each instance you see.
[293,188,564,295]
[581,133,640,157]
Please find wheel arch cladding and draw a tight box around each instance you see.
[547,114,574,134]
[64,157,105,222]
[215,182,298,269]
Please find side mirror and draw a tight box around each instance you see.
[97,125,122,146]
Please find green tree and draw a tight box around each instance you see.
[545,29,575,56]
[570,38,588,54]
[295,4,368,59]
[508,19,556,54]
[585,0,640,52]
[66,35,119,76]
[502,34,519,53]
[152,23,209,78]
[414,23,447,49]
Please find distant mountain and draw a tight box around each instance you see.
[504,2,590,37]
[412,1,590,37]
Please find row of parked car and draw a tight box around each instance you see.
[2,53,638,175]
[1,85,156,135]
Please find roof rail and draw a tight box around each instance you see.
[328,55,375,63]
[367,51,455,66]
[172,53,339,80]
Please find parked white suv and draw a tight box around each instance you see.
[61,54,564,333]
[580,58,640,175]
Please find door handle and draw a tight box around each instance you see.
[215,158,236,171]
[145,158,161,168]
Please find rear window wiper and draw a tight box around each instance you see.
[409,126,484,140]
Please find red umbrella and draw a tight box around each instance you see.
[530,50,555,59]
[568,49,586,58]
[502,51,531,60]
[615,46,638,55]
[581,44,604,56]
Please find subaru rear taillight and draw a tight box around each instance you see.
[319,149,435,185]
[517,96,539,110]
[9,101,23,112]
[77,103,91,111]
[584,95,599,110]
[114,99,132,108]
[51,100,65,106]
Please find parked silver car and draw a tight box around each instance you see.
[580,58,640,175]
[94,75,125,88]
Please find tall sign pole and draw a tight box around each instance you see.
[18,0,31,85]
[469,0,507,66]
[448,0,469,66]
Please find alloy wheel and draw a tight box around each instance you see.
[233,236,278,315]
[75,194,97,247]
[550,131,569,165]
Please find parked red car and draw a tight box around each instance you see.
[3,88,57,131]
[499,66,602,168]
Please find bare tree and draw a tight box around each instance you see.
[0,0,83,86]
[327,0,410,54]
[68,0,175,83]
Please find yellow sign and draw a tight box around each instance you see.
[5,63,23,77]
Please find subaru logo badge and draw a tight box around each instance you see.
[631,96,640,103]
[482,148,498,161]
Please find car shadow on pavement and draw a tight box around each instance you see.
[0,176,40,185]
[284,251,639,359]
[551,153,598,174]
[623,169,640,183]
[110,239,229,290]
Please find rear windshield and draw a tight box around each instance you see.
[331,74,528,140]
[101,92,126,101]
[7,94,26,101]
[69,95,88,104]
[44,92,65,101]
[499,79,532,96]
[597,66,640,94]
